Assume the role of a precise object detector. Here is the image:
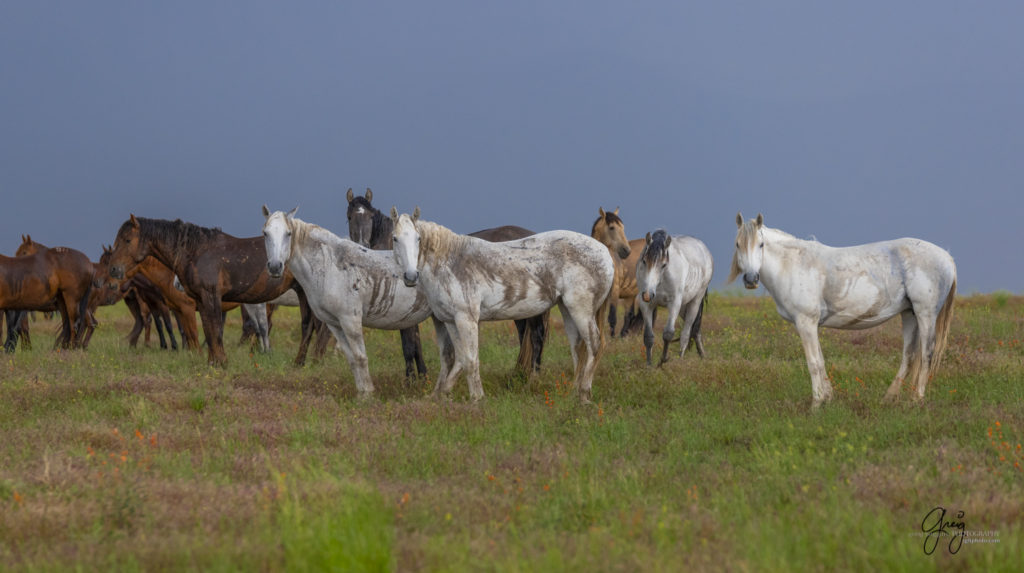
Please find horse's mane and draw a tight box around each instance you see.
[415,219,467,266]
[591,211,624,236]
[642,229,669,265]
[125,217,225,257]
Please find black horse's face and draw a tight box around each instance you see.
[108,216,148,279]
[347,199,375,248]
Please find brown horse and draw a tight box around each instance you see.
[590,207,645,337]
[0,243,94,349]
[107,215,315,366]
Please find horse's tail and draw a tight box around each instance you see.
[929,277,956,379]
[687,289,709,349]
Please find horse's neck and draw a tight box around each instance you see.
[146,227,212,277]
[370,211,393,249]
[760,227,819,289]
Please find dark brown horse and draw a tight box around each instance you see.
[346,187,550,374]
[107,215,315,366]
[0,244,94,349]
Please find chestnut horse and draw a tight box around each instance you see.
[108,215,315,366]
[0,243,94,349]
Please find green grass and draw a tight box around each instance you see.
[0,293,1022,570]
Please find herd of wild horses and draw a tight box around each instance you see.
[2,189,956,408]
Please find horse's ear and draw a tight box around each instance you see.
[261,205,271,219]
[736,212,744,228]
[664,235,672,248]
[346,188,354,203]
[287,206,299,219]
[390,206,399,221]
[412,207,420,222]
[130,214,140,228]
[755,213,764,228]
[365,188,373,202]
[645,231,652,244]
[599,207,606,218]
[613,207,620,215]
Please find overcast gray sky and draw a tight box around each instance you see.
[2,2,1021,293]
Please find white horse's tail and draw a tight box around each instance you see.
[904,277,956,389]
[929,277,956,379]
[686,289,709,350]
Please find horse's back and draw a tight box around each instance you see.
[468,225,535,242]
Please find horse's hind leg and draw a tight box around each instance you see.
[913,310,939,401]
[399,326,427,379]
[560,301,601,404]
[884,310,918,403]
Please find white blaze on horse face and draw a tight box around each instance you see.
[638,256,662,303]
[262,212,292,278]
[392,214,420,287]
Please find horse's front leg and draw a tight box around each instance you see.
[432,318,463,400]
[452,315,483,401]
[639,300,657,366]
[794,315,832,408]
[329,318,374,399]
[659,296,685,366]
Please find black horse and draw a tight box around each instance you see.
[345,188,548,374]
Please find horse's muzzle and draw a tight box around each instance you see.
[267,261,284,278]
[743,272,759,289]
[618,245,631,259]
[641,291,653,303]
[402,270,419,287]
[109,265,125,280]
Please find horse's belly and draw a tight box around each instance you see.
[480,299,553,321]
[820,297,909,329]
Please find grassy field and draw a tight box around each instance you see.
[1,293,1022,571]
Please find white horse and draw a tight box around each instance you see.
[390,208,614,403]
[729,213,956,408]
[261,206,433,398]
[635,230,713,366]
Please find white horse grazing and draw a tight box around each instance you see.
[390,208,614,403]
[729,213,956,408]
[262,206,433,398]
[636,230,713,366]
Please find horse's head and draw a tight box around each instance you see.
[637,230,672,303]
[346,187,376,247]
[92,245,126,306]
[390,206,421,287]
[729,212,765,289]
[592,207,632,260]
[15,234,42,257]
[109,214,149,279]
[262,205,298,278]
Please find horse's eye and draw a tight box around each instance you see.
[735,242,739,249]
